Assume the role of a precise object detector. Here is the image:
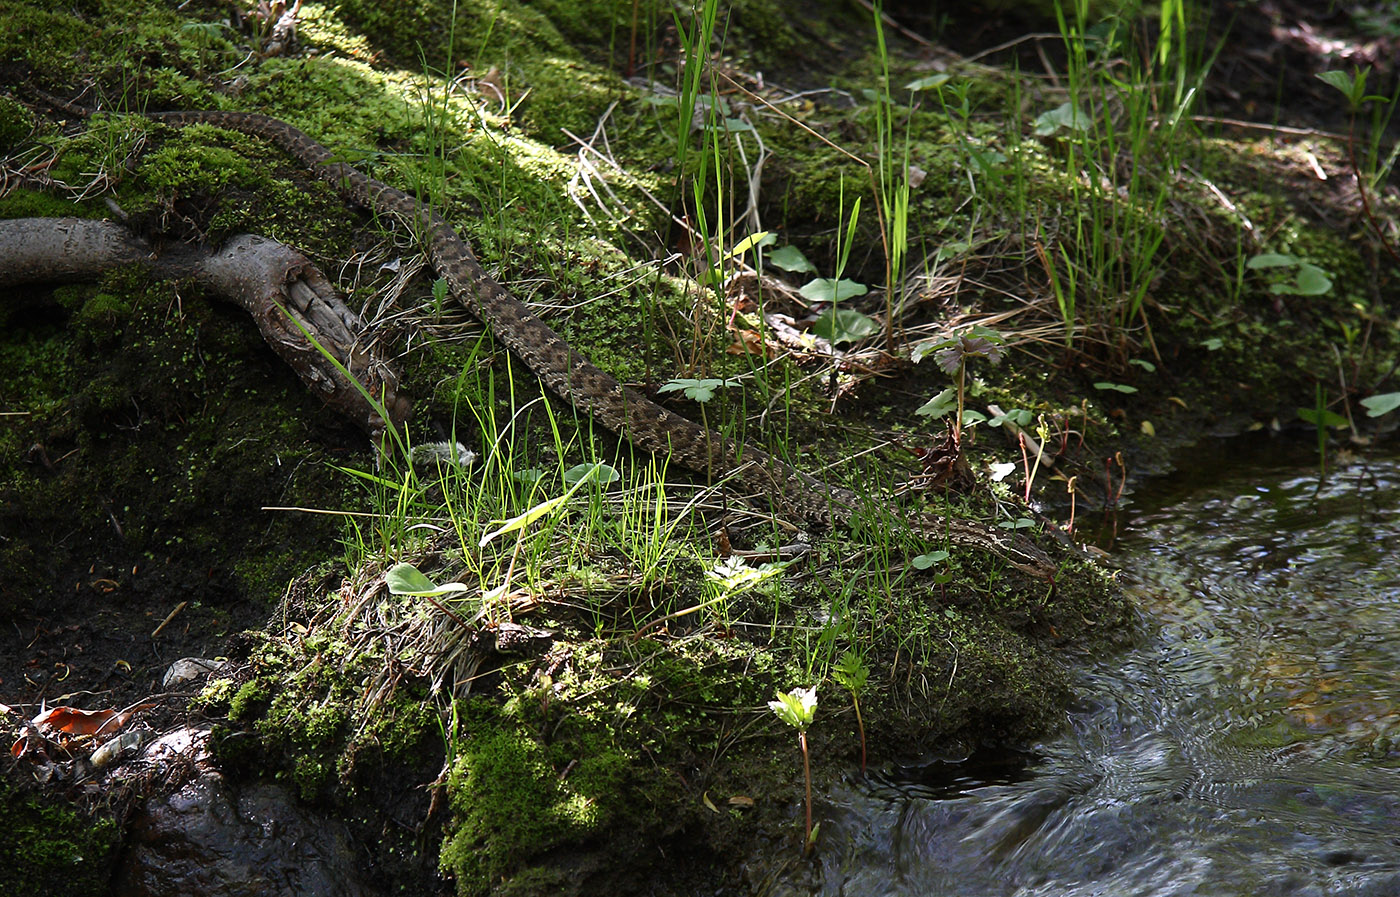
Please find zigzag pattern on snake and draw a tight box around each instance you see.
[142,110,1056,578]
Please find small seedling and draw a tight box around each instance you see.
[658,377,743,403]
[768,686,819,852]
[831,650,870,774]
[1246,253,1333,296]
[913,325,1006,441]
[1298,384,1348,480]
[1317,68,1400,264]
[804,195,878,346]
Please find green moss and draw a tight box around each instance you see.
[229,678,272,720]
[12,0,1385,893]
[322,0,622,138]
[439,700,632,895]
[0,188,102,221]
[138,131,259,195]
[0,5,97,80]
[0,779,119,895]
[0,95,33,153]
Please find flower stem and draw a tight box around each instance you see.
[800,730,813,853]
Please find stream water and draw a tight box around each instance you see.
[816,437,1400,896]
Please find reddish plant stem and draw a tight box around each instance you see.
[800,731,814,853]
[1346,119,1400,268]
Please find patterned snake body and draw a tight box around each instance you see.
[148,111,1056,578]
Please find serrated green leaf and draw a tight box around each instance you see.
[910,338,939,364]
[832,650,869,694]
[658,377,741,402]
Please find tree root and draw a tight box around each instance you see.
[0,216,409,443]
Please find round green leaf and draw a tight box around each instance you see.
[1293,264,1332,295]
[811,307,880,344]
[1361,392,1400,418]
[768,245,816,274]
[799,277,869,304]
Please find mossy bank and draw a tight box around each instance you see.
[3,0,1397,894]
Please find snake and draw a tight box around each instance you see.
[49,102,1058,578]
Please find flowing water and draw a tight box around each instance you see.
[816,437,1400,896]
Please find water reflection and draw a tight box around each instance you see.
[814,440,1400,896]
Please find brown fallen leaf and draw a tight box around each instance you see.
[32,703,153,738]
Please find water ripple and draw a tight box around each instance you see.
[809,440,1400,896]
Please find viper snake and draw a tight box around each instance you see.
[42,101,1059,579]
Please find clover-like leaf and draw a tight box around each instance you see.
[658,377,741,403]
[1034,102,1091,136]
[988,408,1033,428]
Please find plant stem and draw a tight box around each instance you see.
[800,730,813,853]
[951,361,966,443]
[1345,117,1400,267]
[853,699,866,774]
